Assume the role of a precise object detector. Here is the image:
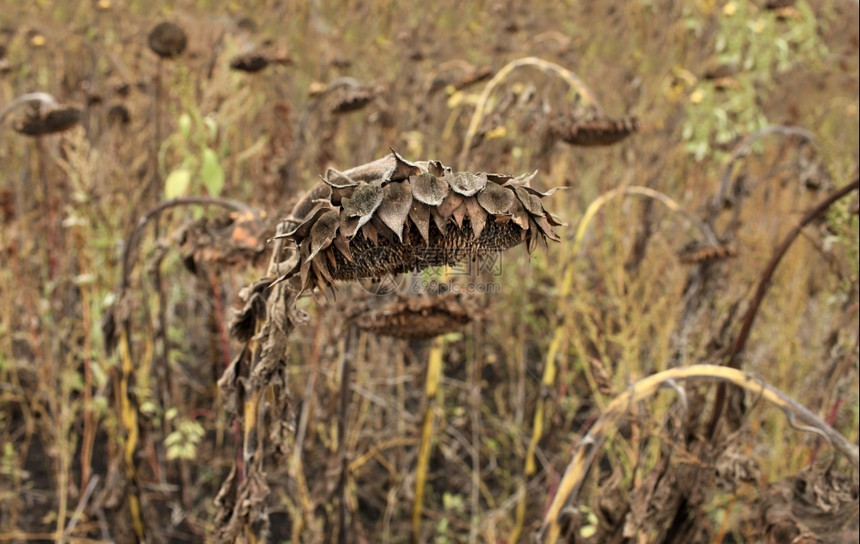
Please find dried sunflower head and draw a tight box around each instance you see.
[328,85,380,114]
[550,109,639,147]
[677,241,737,265]
[176,209,274,274]
[229,51,292,73]
[349,291,482,340]
[148,22,187,59]
[13,105,81,136]
[274,152,563,293]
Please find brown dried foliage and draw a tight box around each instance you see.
[176,209,275,274]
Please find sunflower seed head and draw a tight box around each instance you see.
[551,110,639,147]
[274,153,563,293]
[13,105,81,136]
[349,292,482,339]
[148,22,187,59]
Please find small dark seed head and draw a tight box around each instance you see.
[148,22,187,59]
[107,103,131,126]
[229,52,269,73]
[13,106,81,136]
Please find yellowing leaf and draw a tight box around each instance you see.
[200,147,225,196]
[164,168,191,199]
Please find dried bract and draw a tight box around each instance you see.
[274,153,562,293]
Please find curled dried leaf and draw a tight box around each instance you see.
[307,210,339,261]
[342,183,383,229]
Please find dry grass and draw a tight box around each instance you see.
[0,1,858,543]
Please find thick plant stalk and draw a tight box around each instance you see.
[707,178,860,438]
[118,327,147,542]
[412,337,445,541]
[538,364,860,544]
[510,329,564,543]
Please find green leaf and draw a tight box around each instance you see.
[200,147,225,196]
[164,168,191,199]
[178,112,192,141]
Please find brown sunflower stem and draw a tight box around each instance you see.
[539,364,859,544]
[707,178,860,437]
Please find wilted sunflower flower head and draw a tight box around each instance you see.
[273,151,564,294]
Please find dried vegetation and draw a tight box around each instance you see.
[0,1,858,544]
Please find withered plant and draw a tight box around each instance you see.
[214,151,563,542]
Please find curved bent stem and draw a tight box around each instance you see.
[459,57,603,166]
[119,196,262,294]
[538,364,860,544]
[0,92,59,125]
[574,186,721,254]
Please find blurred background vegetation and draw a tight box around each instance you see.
[0,0,857,542]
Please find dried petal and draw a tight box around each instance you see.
[508,198,530,229]
[425,160,449,177]
[306,210,339,261]
[376,181,413,241]
[332,232,353,262]
[451,200,467,228]
[360,220,379,244]
[532,214,560,242]
[477,183,515,215]
[464,198,487,239]
[409,202,431,243]
[432,208,449,235]
[484,173,513,185]
[436,191,465,220]
[342,184,383,217]
[515,186,544,216]
[284,206,332,240]
[339,210,361,239]
[387,150,420,181]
